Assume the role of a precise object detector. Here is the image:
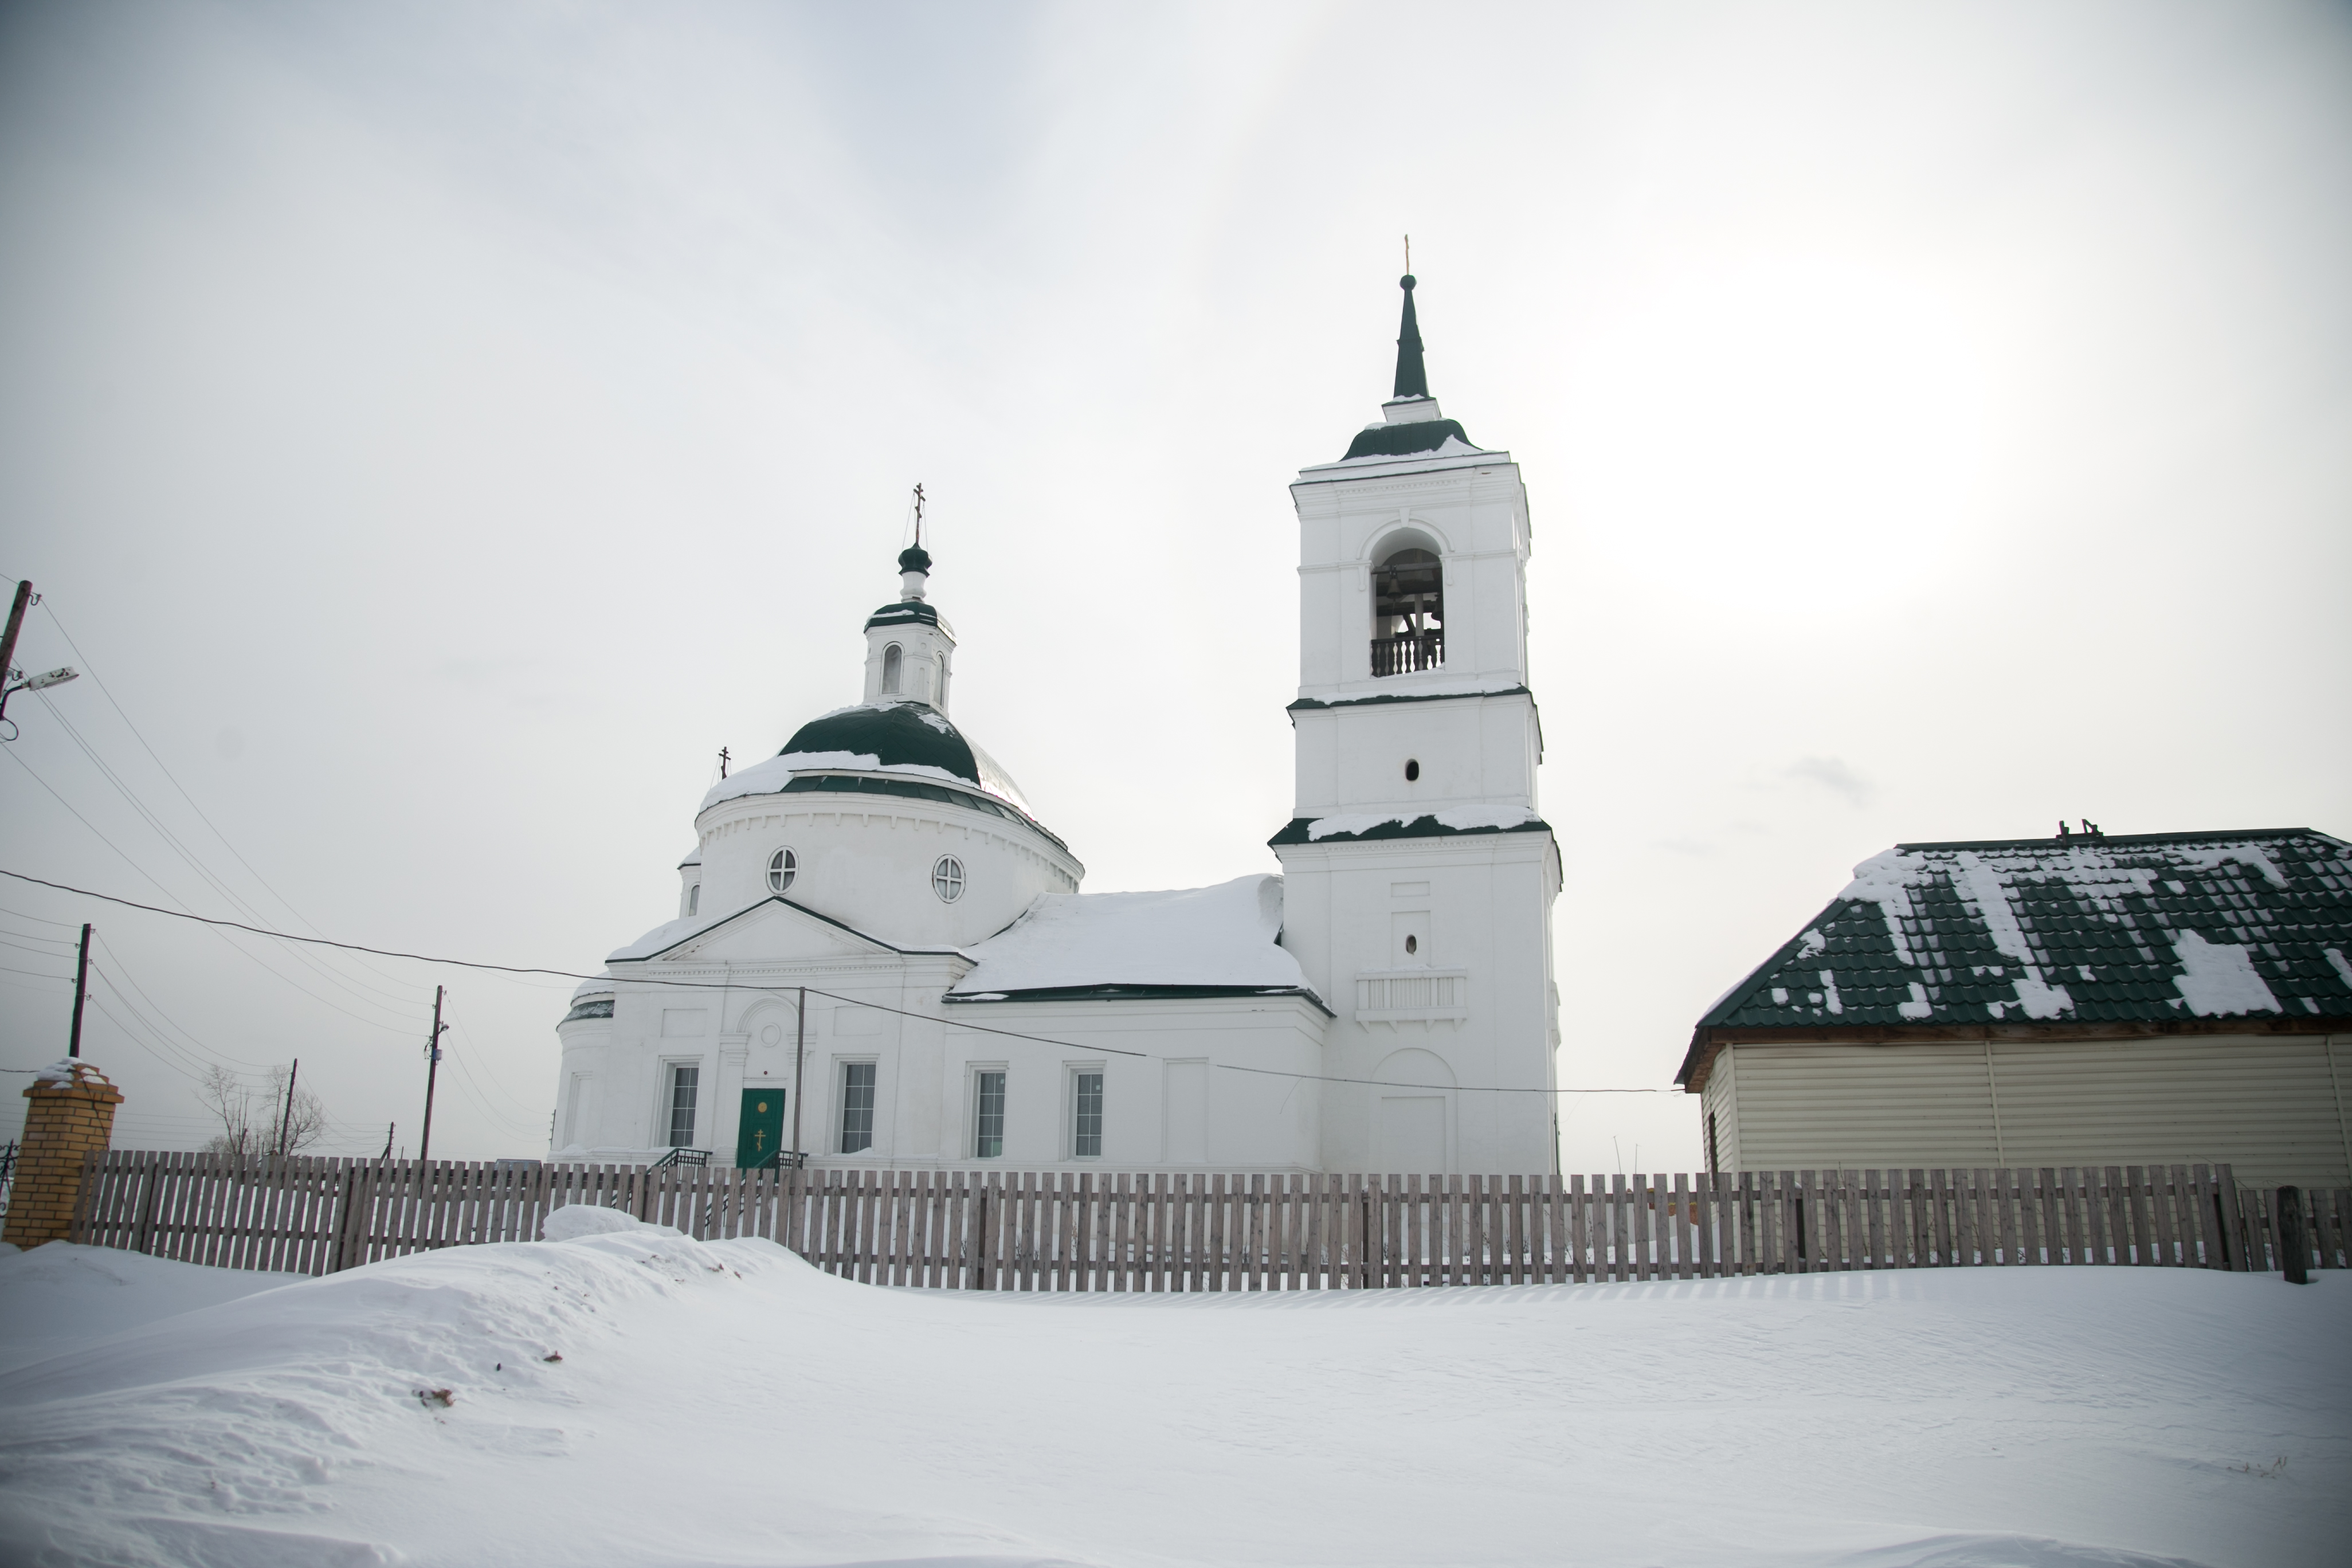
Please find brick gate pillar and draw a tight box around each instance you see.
[4,1060,123,1249]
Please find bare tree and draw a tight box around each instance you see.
[199,1064,327,1159]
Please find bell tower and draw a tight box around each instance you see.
[1274,272,1561,1176]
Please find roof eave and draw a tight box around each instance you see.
[946,982,1335,1018]
[1678,1013,2352,1092]
[1292,447,1512,483]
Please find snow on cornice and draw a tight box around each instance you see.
[1293,444,1514,481]
[1306,803,1538,841]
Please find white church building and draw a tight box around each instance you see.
[552,275,1563,1175]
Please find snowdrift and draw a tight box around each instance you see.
[0,1217,2345,1568]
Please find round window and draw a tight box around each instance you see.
[1405,934,1419,955]
[931,854,966,903]
[768,848,797,893]
[1404,759,1421,782]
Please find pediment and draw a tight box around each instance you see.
[640,897,900,966]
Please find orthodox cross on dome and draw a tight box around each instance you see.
[897,483,932,599]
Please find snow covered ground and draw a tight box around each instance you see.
[0,1223,2343,1568]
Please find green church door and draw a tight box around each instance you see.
[736,1088,786,1168]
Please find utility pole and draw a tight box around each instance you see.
[277,1058,300,1159]
[68,923,90,1058]
[418,986,447,1161]
[381,1122,394,1159]
[790,985,807,1167]
[0,581,30,692]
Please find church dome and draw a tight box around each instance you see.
[779,701,1010,798]
[703,698,1037,822]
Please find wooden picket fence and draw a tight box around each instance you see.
[67,1152,2349,1288]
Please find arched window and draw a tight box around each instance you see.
[1372,547,1444,676]
[880,643,902,695]
[768,848,797,893]
[687,884,700,916]
[935,655,947,704]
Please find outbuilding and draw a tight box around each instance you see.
[1678,828,2352,1189]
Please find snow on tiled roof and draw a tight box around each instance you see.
[1682,829,2352,1080]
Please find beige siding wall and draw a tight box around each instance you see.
[1716,1034,2352,1190]
[1701,1052,1741,1174]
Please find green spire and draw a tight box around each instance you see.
[1392,274,1429,399]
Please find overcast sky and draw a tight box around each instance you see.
[2,0,2347,1170]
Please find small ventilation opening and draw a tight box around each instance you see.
[1404,934,1418,955]
[1404,759,1420,782]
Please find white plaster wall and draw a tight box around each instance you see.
[934,996,1327,1171]
[551,951,970,1162]
[1279,830,1561,1174]
[1289,449,1532,700]
[1290,693,1540,818]
[556,967,1328,1170]
[691,787,1079,949]
[861,617,957,709]
[1277,427,1560,1177]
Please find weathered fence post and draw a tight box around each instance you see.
[2276,1186,2310,1284]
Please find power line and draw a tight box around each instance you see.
[32,687,428,1021]
[83,994,208,1087]
[0,931,77,954]
[2,868,1681,1100]
[1,749,420,1037]
[38,600,433,1009]
[440,994,547,1123]
[0,904,82,929]
[92,934,279,1071]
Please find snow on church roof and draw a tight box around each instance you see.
[1677,827,2352,1088]
[700,700,1034,817]
[948,875,1320,1004]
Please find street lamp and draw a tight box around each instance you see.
[0,664,79,741]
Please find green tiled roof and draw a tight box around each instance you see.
[1679,828,2352,1084]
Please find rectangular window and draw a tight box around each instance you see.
[667,1064,700,1148]
[1072,1071,1103,1159]
[839,1062,876,1154]
[973,1069,1006,1159]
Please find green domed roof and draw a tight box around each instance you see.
[782,701,978,783]
[767,700,1032,814]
